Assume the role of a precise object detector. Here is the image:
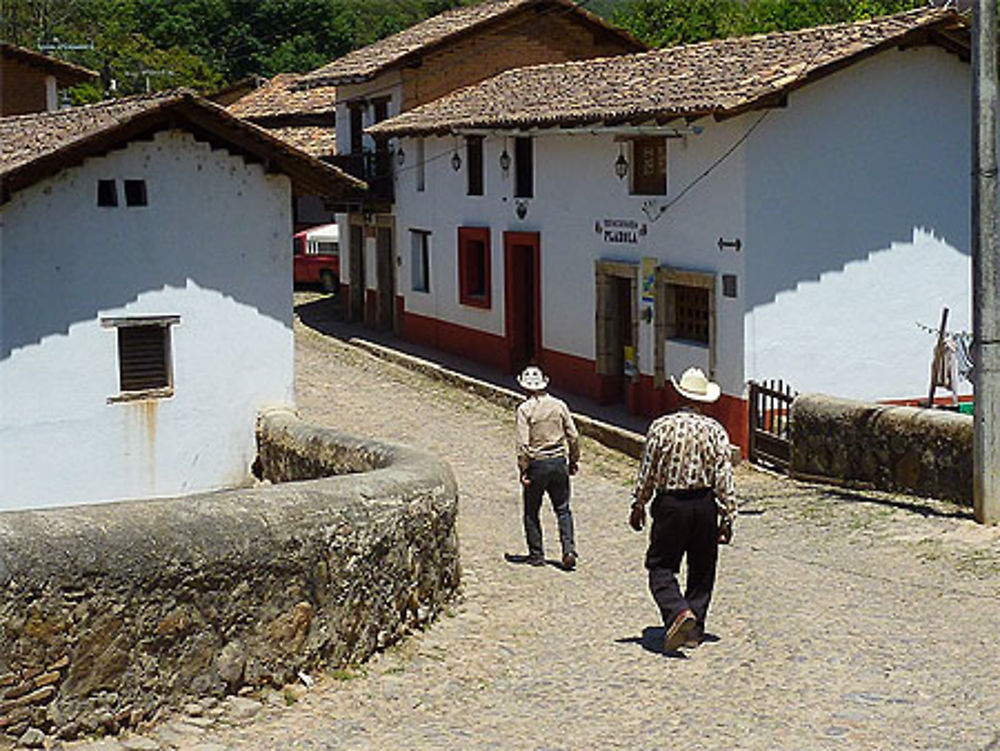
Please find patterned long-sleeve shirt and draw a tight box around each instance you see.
[632,410,736,521]
[515,393,580,473]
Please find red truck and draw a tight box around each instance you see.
[293,223,340,293]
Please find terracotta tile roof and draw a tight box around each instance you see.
[370,7,968,137]
[0,90,363,204]
[1,42,98,86]
[227,73,337,119]
[262,124,337,158]
[300,0,645,86]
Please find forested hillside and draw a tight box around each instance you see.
[0,0,930,102]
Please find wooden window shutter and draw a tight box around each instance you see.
[632,137,666,196]
[118,325,169,391]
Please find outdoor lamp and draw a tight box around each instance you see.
[396,147,405,166]
[614,152,629,180]
[451,151,462,171]
[499,145,511,173]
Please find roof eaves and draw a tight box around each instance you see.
[1,93,364,206]
[0,42,98,85]
[299,0,647,89]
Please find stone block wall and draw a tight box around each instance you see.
[0,409,459,741]
[789,394,972,505]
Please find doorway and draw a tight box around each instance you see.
[504,232,541,374]
[595,260,639,404]
[349,222,365,322]
[375,226,395,331]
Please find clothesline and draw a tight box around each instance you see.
[916,321,975,383]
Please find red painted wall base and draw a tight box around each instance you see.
[398,309,749,450]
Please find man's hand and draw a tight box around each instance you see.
[629,501,645,532]
[568,461,579,476]
[718,515,733,545]
[520,473,531,487]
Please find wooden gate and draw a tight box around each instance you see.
[748,379,797,472]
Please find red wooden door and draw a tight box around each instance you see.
[504,232,541,374]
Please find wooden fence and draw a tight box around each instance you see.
[748,379,797,472]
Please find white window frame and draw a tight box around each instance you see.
[410,229,431,293]
[101,315,180,402]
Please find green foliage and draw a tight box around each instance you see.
[0,0,942,99]
[611,0,928,48]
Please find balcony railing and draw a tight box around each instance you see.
[330,149,393,204]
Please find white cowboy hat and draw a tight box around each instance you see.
[671,367,721,403]
[517,365,549,391]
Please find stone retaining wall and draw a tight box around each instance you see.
[789,394,972,505]
[0,409,460,741]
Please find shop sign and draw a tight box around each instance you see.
[595,218,647,245]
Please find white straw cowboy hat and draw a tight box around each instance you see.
[671,367,721,403]
[517,365,549,391]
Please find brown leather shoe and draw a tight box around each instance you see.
[664,609,697,652]
[562,552,577,571]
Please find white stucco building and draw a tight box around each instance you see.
[0,92,361,510]
[296,0,646,330]
[369,8,977,448]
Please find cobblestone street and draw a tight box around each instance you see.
[61,302,1000,751]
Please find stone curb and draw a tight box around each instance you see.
[345,337,647,459]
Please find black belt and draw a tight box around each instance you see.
[657,487,713,500]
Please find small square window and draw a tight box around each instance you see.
[97,179,118,207]
[631,137,667,196]
[124,179,147,207]
[722,274,738,298]
[411,230,430,292]
[102,316,179,401]
[458,227,490,308]
[671,284,709,343]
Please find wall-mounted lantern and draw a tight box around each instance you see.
[451,151,462,171]
[499,138,511,173]
[396,146,405,166]
[515,199,529,220]
[614,145,629,180]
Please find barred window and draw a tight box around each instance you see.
[671,284,709,343]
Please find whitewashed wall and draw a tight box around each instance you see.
[0,130,295,510]
[335,75,404,293]
[393,44,974,404]
[393,119,749,396]
[744,45,972,400]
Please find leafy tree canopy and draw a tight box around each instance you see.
[0,0,935,103]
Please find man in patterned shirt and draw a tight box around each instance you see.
[515,365,580,570]
[629,367,736,652]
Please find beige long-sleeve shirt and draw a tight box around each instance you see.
[632,410,736,522]
[515,392,580,472]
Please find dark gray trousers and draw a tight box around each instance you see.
[645,488,719,632]
[522,457,575,559]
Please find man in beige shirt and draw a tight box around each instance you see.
[515,366,580,570]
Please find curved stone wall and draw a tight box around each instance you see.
[790,394,972,505]
[0,410,460,741]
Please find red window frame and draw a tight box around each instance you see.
[458,226,491,309]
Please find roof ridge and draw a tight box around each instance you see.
[298,0,643,86]
[369,5,968,138]
[412,5,959,81]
